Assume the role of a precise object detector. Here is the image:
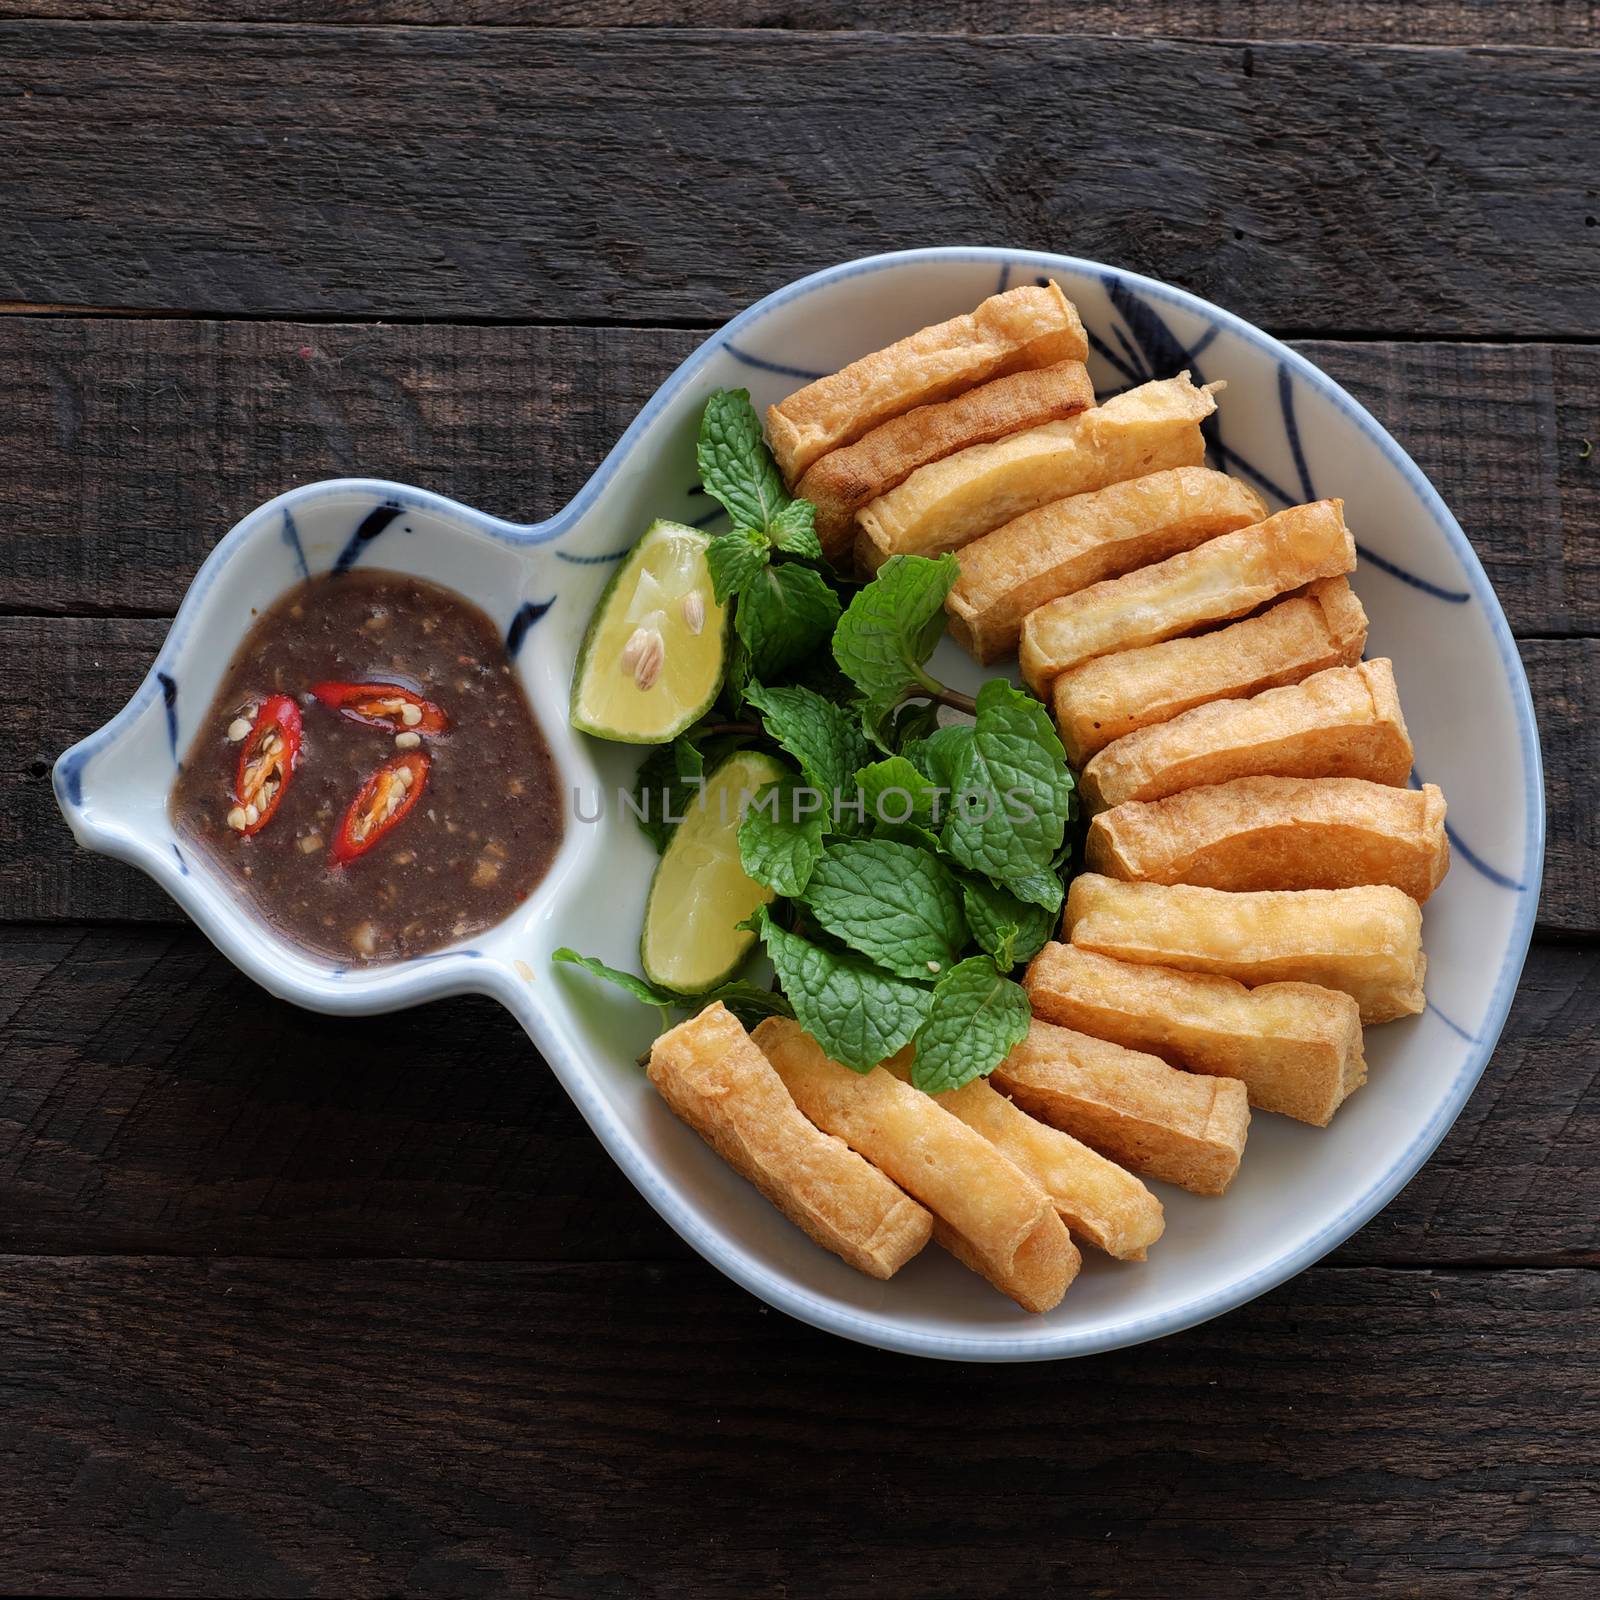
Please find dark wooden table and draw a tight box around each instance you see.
[4,5,1598,1595]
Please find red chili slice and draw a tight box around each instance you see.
[233,694,302,837]
[311,680,448,735]
[330,750,430,866]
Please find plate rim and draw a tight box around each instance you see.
[526,244,1545,1360]
[55,245,1545,1361]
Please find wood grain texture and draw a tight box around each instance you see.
[10,620,1594,933]
[0,1,1593,47]
[3,1256,1598,1597]
[1,923,1593,1266]
[1298,340,1600,637]
[4,24,1597,333]
[0,319,693,616]
[5,319,1597,629]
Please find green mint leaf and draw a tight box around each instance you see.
[706,527,771,605]
[887,697,942,751]
[769,499,824,560]
[790,648,859,707]
[961,878,1056,971]
[698,388,790,532]
[801,839,967,981]
[1002,866,1066,915]
[736,562,842,683]
[722,633,753,716]
[553,950,792,1034]
[738,776,828,897]
[911,958,1033,1094]
[855,755,937,830]
[872,818,947,855]
[744,682,871,819]
[756,908,935,1073]
[832,554,960,722]
[705,981,796,1028]
[904,723,973,806]
[553,948,672,1030]
[940,679,1074,899]
[631,735,706,853]
[671,737,705,784]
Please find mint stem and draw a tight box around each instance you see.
[907,667,978,718]
[697,720,761,737]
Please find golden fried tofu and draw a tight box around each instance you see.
[1051,577,1369,766]
[854,373,1215,572]
[766,282,1088,482]
[1064,874,1426,1024]
[1079,659,1414,810]
[798,361,1095,560]
[648,1003,933,1279]
[992,1019,1250,1196]
[1024,943,1366,1126]
[754,1019,1078,1313]
[1019,500,1356,696]
[883,1057,1164,1260]
[946,468,1266,663]
[1086,776,1449,902]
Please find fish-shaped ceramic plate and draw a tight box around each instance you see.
[55,248,1543,1361]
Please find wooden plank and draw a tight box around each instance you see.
[1297,341,1600,638]
[0,923,1593,1265]
[4,25,1597,334]
[2,1256,1597,1596]
[0,319,695,617]
[0,1,1591,46]
[16,619,1591,930]
[4,319,1596,630]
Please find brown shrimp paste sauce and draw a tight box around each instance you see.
[170,570,563,964]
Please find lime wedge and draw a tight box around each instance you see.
[570,519,729,744]
[641,749,786,993]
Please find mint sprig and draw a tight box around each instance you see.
[769,499,823,560]
[554,947,794,1032]
[756,908,934,1073]
[910,958,1032,1094]
[735,562,841,682]
[961,878,1056,971]
[706,527,770,604]
[833,554,961,729]
[940,680,1075,909]
[744,682,871,811]
[698,388,790,533]
[563,391,1086,1100]
[800,839,967,981]
[738,776,827,897]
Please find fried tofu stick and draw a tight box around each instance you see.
[855,373,1215,573]
[767,282,1089,482]
[1025,943,1366,1127]
[754,1018,1078,1312]
[648,1003,933,1279]
[948,467,1267,663]
[1064,874,1426,1024]
[991,1019,1250,1196]
[797,361,1095,561]
[1087,776,1450,902]
[1052,577,1369,766]
[882,1058,1165,1260]
[1019,499,1356,696]
[1079,659,1414,810]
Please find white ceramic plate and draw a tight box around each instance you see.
[55,248,1543,1361]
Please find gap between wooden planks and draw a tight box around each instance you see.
[0,1256,1596,1597]
[1,320,1594,629]
[0,923,1593,1267]
[0,1,1594,47]
[2,23,1597,334]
